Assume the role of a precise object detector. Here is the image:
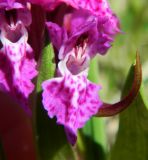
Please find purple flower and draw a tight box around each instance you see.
[42,46,102,145]
[41,0,120,145]
[0,0,38,114]
[36,0,121,145]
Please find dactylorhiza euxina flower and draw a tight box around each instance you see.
[0,0,38,114]
[41,0,120,145]
[42,48,102,145]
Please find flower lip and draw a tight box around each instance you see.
[42,72,102,145]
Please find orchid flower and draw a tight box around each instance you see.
[41,0,120,145]
[0,0,38,114]
[42,44,103,146]
[40,0,121,145]
[42,38,103,145]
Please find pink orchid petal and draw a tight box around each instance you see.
[46,21,68,50]
[42,74,102,145]
[0,23,37,114]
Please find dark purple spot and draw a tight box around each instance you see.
[80,110,84,116]
[62,100,70,108]
[70,79,74,84]
[86,90,91,97]
[23,81,31,90]
[79,89,85,95]
[89,84,95,90]
[70,118,74,123]
[78,97,85,105]
[50,106,55,112]
[90,100,98,104]
[50,81,59,88]
[86,106,94,113]
[73,112,76,116]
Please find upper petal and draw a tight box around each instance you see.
[58,9,98,59]
[46,21,68,50]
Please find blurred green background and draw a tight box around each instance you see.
[80,0,148,159]
[99,0,148,102]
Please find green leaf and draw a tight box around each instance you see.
[87,57,107,150]
[35,44,76,160]
[110,60,148,160]
[36,44,55,92]
[96,53,142,117]
[78,57,107,160]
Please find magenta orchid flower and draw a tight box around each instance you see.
[0,0,38,114]
[41,7,103,146]
[38,0,121,145]
[41,0,120,145]
[42,42,102,145]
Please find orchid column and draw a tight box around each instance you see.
[0,0,37,114]
[40,0,120,145]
